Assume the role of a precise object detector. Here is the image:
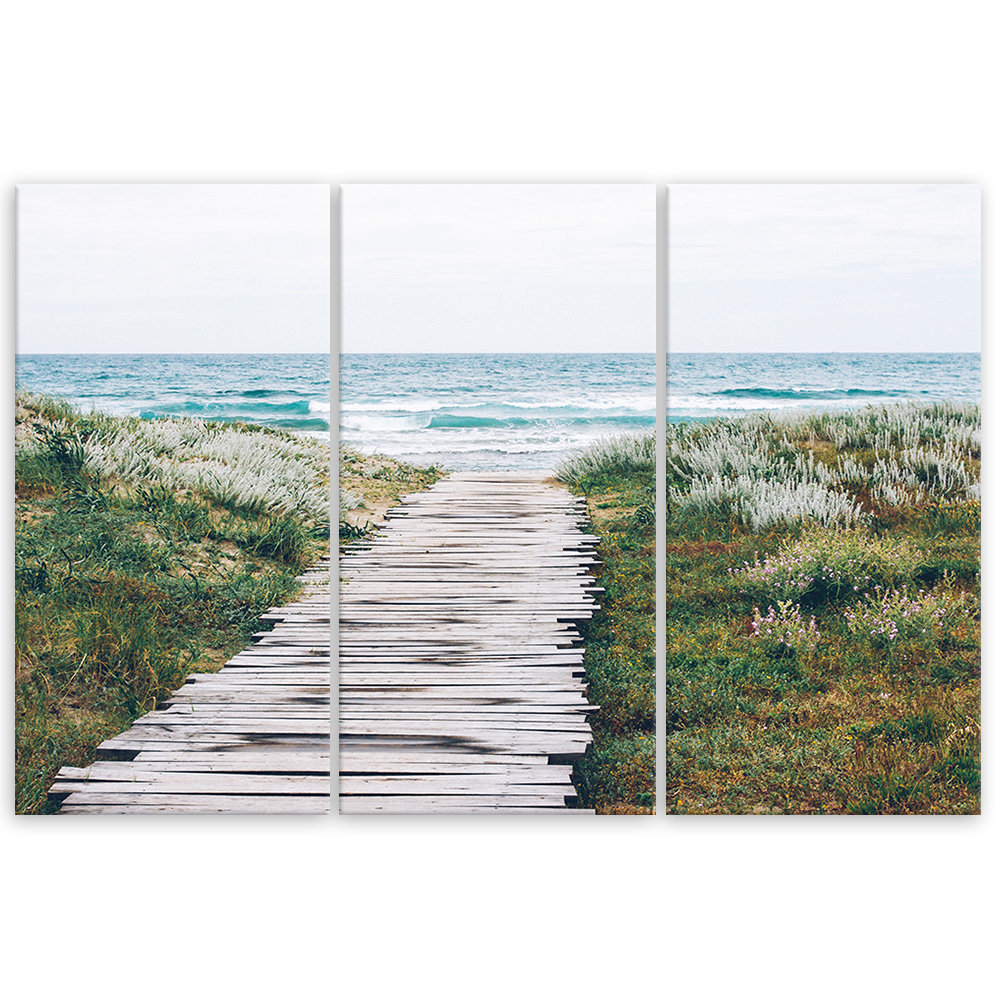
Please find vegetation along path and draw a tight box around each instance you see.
[49,558,331,814]
[339,472,599,813]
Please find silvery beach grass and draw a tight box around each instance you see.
[14,392,330,813]
[556,432,655,813]
[666,402,980,814]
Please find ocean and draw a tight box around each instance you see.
[340,353,656,471]
[14,354,331,436]
[15,353,978,462]
[668,353,980,422]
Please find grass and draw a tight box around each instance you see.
[557,433,655,814]
[338,445,444,540]
[14,392,330,814]
[666,403,980,814]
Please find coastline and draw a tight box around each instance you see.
[339,351,655,475]
[14,393,330,813]
[15,353,332,441]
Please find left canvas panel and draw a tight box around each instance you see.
[14,184,331,814]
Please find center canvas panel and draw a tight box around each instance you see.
[339,184,656,814]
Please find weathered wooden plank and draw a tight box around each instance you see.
[340,795,584,814]
[96,737,330,757]
[57,795,327,813]
[50,775,329,795]
[339,473,596,814]
[134,751,330,765]
[340,777,577,794]
[339,762,574,777]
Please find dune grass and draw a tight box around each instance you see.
[557,433,655,814]
[14,392,330,814]
[666,403,980,814]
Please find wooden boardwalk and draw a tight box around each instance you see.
[339,472,599,814]
[49,558,331,814]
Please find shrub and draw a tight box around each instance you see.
[556,432,655,483]
[733,527,922,605]
[843,583,980,649]
[677,476,866,531]
[750,600,820,657]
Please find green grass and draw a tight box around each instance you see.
[666,404,980,814]
[557,435,655,814]
[15,393,330,814]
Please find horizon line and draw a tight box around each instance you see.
[15,350,331,356]
[344,349,979,355]
[15,348,979,356]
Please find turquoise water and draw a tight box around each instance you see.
[669,353,980,422]
[15,354,331,436]
[17,352,975,461]
[341,353,655,470]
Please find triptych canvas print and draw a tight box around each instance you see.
[13,183,981,815]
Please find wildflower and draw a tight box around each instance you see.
[844,584,979,648]
[750,600,820,656]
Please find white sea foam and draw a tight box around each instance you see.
[340,412,432,432]
[339,353,655,469]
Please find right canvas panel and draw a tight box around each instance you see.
[666,184,981,815]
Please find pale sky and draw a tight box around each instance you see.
[341,184,655,353]
[17,184,329,353]
[669,184,981,353]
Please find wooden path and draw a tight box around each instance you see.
[49,558,331,814]
[339,472,599,813]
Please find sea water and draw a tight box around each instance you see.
[668,353,980,422]
[340,353,656,471]
[16,353,977,464]
[15,354,331,436]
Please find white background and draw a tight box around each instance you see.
[2,2,995,998]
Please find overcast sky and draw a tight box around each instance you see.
[669,184,980,352]
[341,184,655,353]
[17,184,329,353]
